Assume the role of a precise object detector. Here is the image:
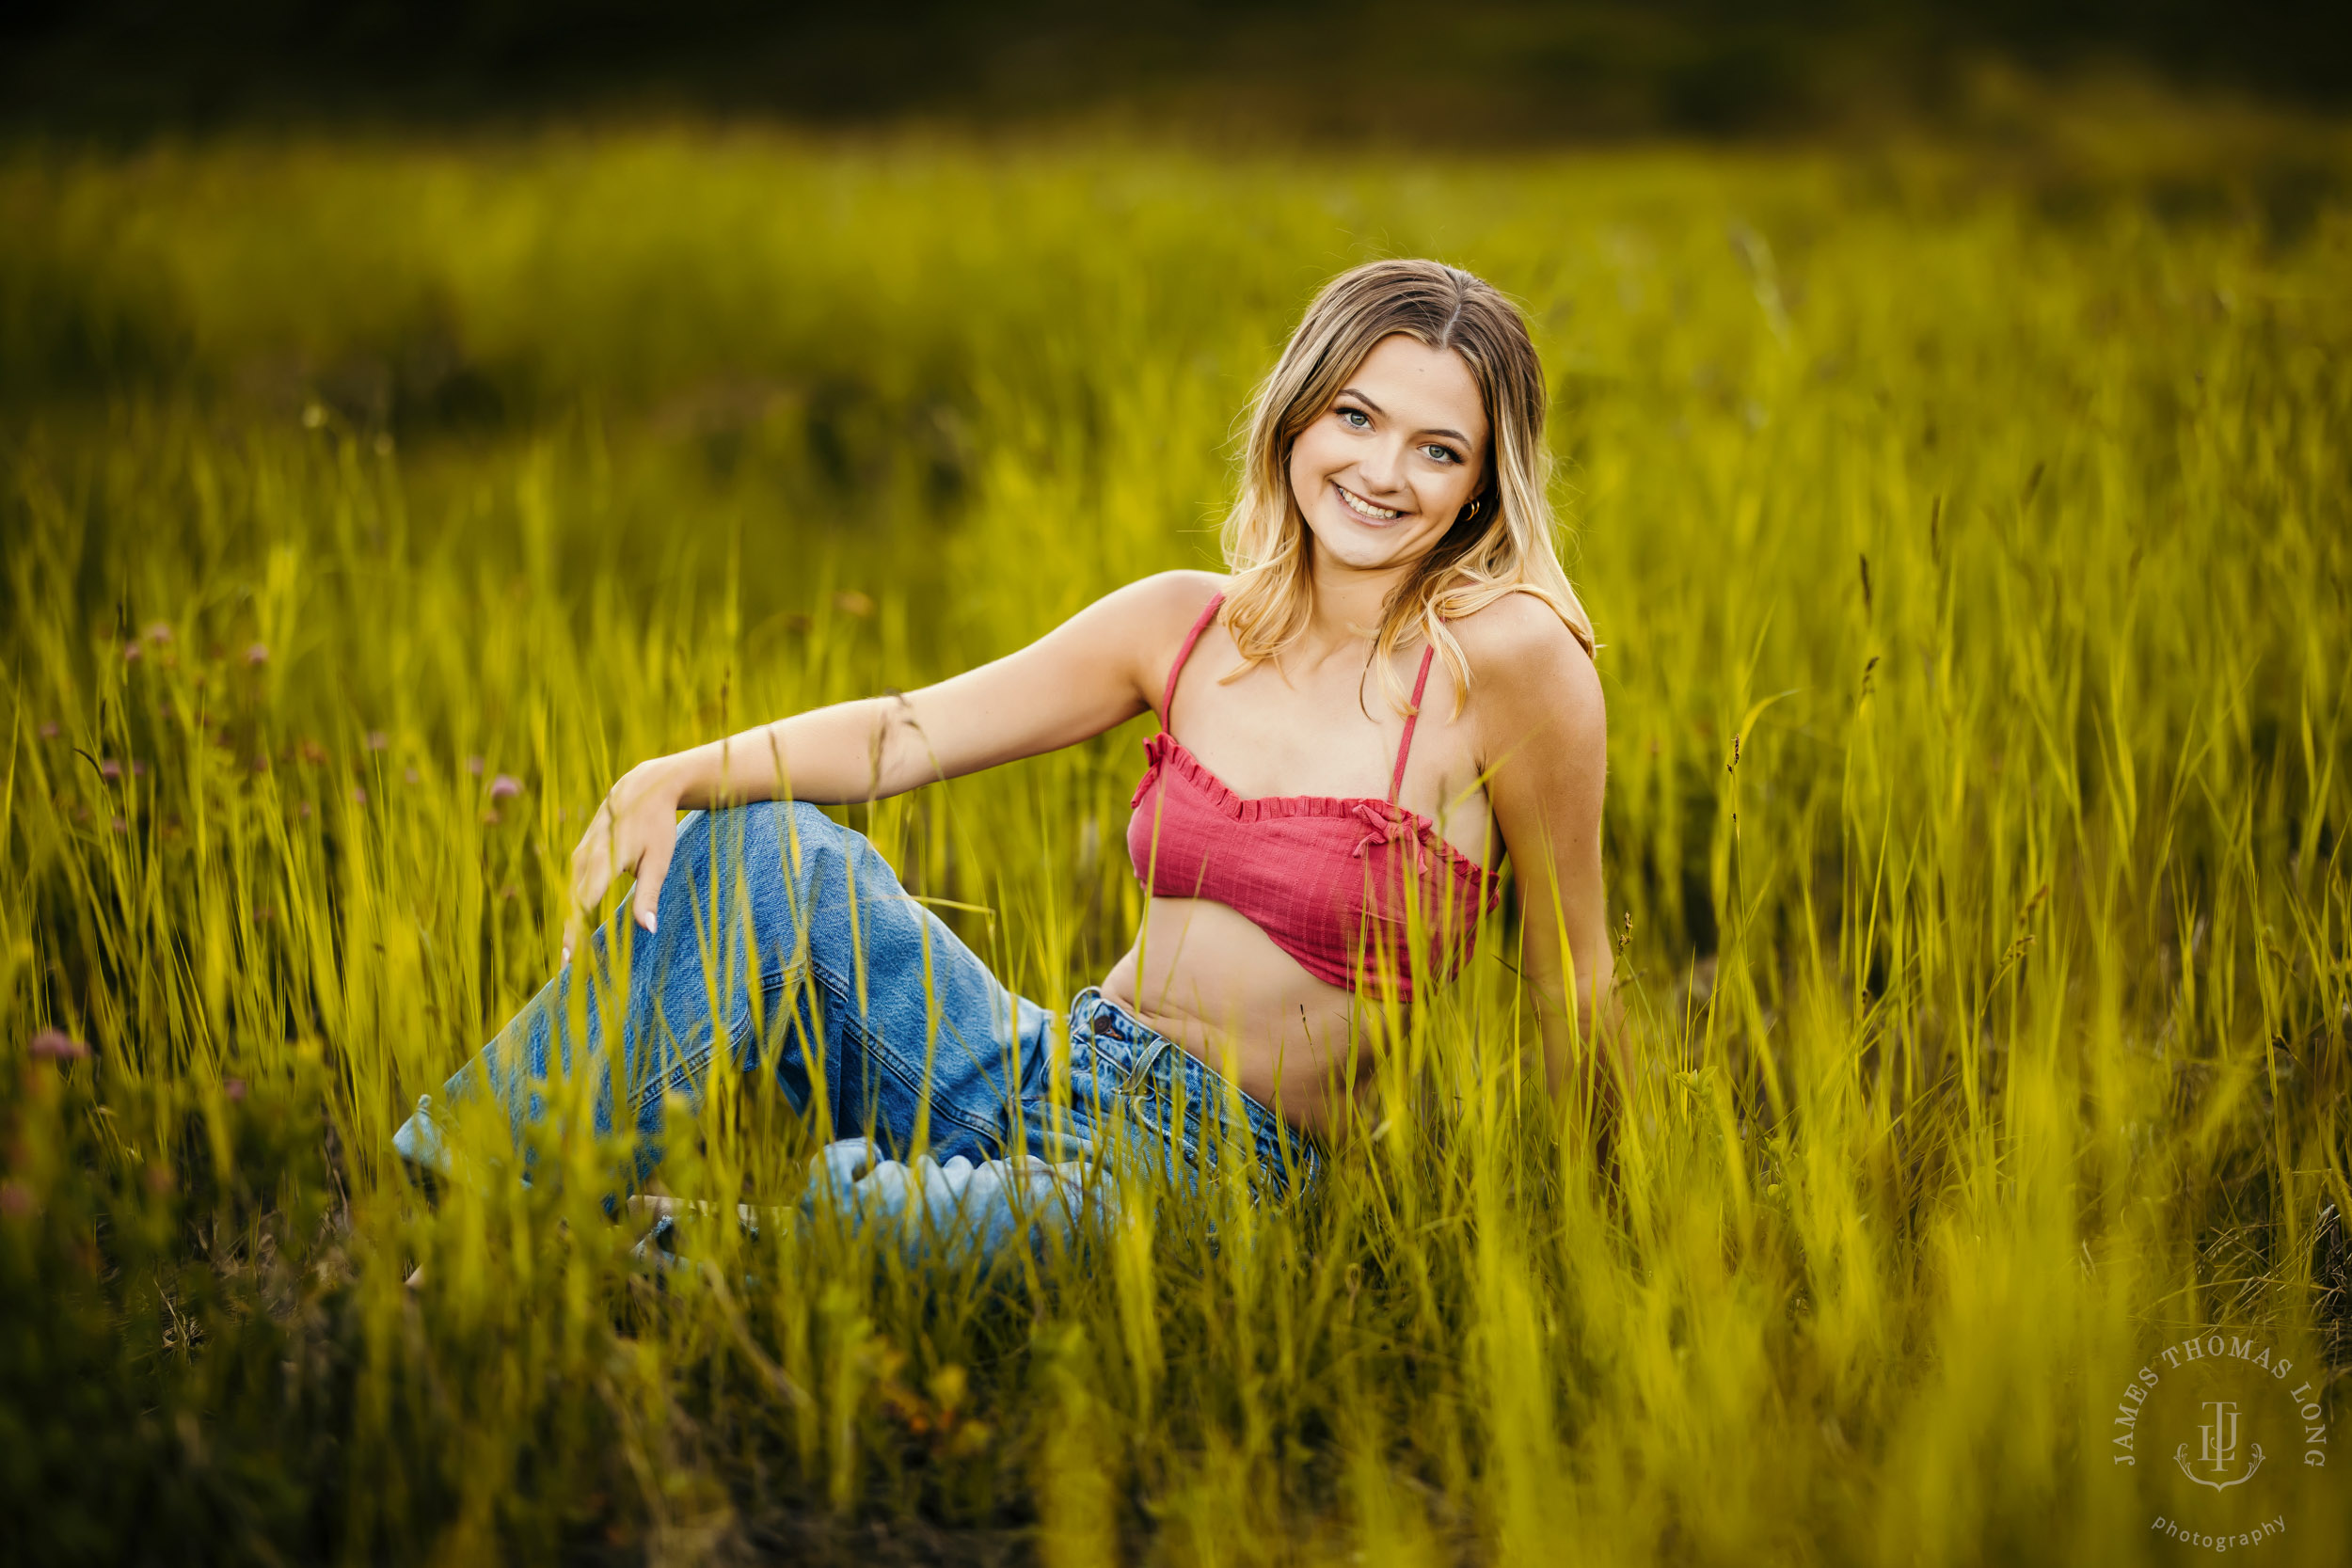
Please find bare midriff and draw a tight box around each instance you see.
[1098,895,1379,1139]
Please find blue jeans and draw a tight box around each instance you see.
[392,801,1320,1257]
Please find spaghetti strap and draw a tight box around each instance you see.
[1388,643,1438,804]
[1160,593,1225,732]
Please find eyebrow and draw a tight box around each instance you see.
[1336,387,1469,444]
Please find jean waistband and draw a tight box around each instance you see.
[1066,987,1323,1197]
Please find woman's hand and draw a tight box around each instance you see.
[562,756,685,963]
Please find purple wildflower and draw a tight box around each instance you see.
[489,773,522,802]
[30,1028,90,1061]
[246,643,269,666]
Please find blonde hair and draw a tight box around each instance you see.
[1218,258,1594,717]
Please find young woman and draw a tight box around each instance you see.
[393,258,1610,1251]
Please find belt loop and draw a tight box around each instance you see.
[1121,1036,1167,1097]
[1079,997,1109,1104]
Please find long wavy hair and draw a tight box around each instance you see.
[1218,258,1594,717]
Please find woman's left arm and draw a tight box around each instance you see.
[1465,595,1617,1096]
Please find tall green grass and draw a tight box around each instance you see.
[3,119,2348,1563]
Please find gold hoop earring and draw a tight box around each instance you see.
[1459,498,1483,524]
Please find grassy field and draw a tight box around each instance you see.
[3,110,2350,1564]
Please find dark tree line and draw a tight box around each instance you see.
[5,0,2346,141]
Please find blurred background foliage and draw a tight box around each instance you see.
[6,0,2349,141]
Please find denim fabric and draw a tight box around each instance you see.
[392,800,1317,1257]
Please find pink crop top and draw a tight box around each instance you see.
[1125,594,1501,1002]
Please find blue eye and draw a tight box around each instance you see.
[1422,444,1459,464]
[1340,407,1370,428]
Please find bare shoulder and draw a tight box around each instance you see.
[1115,568,1230,630]
[1051,570,1231,705]
[1453,590,1604,733]
[1056,569,1227,651]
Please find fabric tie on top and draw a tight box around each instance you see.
[1348,800,1432,872]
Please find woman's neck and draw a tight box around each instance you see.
[1298,549,1412,666]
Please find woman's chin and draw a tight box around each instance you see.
[1310,527,1424,573]
[1308,511,1419,563]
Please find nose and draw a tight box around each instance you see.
[1355,436,1407,497]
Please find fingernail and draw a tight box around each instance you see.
[640,911,658,935]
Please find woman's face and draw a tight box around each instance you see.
[1286,331,1490,577]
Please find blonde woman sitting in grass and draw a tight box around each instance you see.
[395,258,1612,1258]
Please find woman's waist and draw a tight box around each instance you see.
[1070,982,1333,1175]
[1096,923,1372,1139]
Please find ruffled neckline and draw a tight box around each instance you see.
[1133,732,1501,902]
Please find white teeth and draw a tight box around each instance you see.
[1338,486,1401,521]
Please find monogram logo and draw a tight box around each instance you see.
[2176,1399,2264,1491]
[2112,1326,2330,1551]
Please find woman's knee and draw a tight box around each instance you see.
[683,799,843,860]
[765,800,860,865]
[684,801,886,911]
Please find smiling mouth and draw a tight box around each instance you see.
[1334,483,1404,522]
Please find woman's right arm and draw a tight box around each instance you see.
[561,570,1221,958]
